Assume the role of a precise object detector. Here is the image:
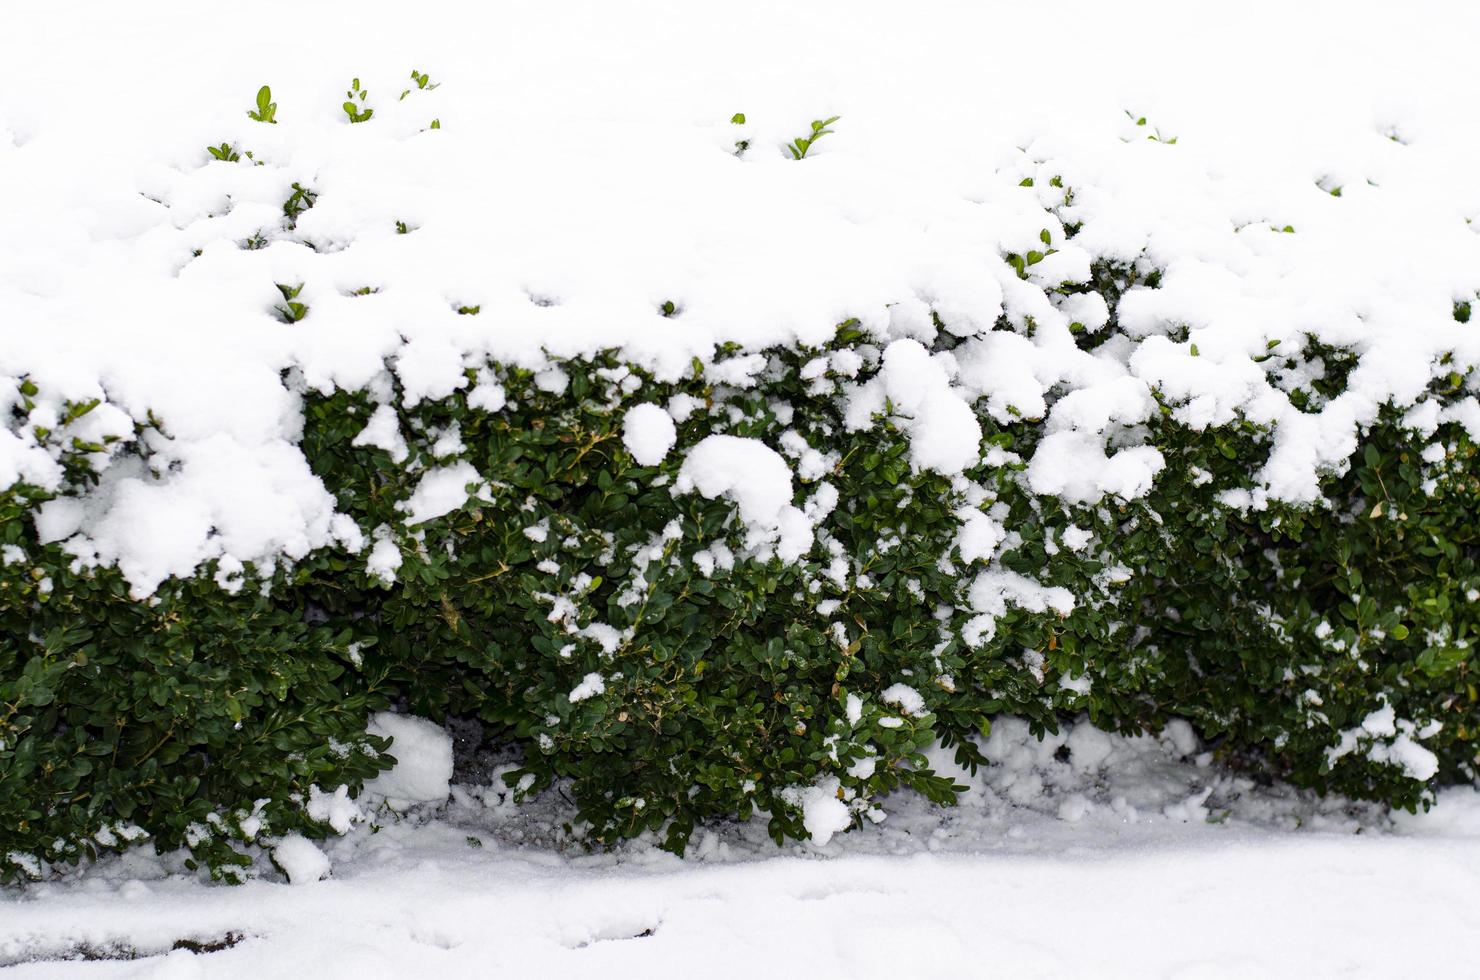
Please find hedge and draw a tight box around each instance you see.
[2,106,1477,880]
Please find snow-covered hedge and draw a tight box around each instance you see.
[3,77,1480,879]
[5,303,1477,878]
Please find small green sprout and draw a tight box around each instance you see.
[731,112,749,156]
[395,220,411,235]
[788,115,840,159]
[456,305,481,315]
[343,78,374,123]
[1124,110,1176,144]
[207,143,240,162]
[400,69,441,100]
[248,85,277,124]
[274,282,308,323]
[1004,231,1059,280]
[282,183,318,228]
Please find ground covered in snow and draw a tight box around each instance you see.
[5,720,1480,978]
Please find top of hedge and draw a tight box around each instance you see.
[1,8,1479,597]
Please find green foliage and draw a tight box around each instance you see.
[400,68,440,100]
[788,116,840,160]
[247,85,277,124]
[281,182,317,229]
[0,402,392,882]
[274,282,308,323]
[731,112,749,156]
[207,142,241,163]
[343,78,373,124]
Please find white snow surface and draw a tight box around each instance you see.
[4,0,1480,593]
[5,718,1480,977]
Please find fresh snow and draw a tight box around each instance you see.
[621,403,678,467]
[268,835,330,887]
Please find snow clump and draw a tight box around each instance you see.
[360,713,455,812]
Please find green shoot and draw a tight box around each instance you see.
[400,68,441,100]
[207,143,240,162]
[274,282,308,323]
[343,78,374,123]
[787,115,840,160]
[248,85,277,124]
[731,112,749,156]
[282,182,318,229]
[1124,110,1176,144]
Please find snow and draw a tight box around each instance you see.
[359,714,454,813]
[621,404,677,467]
[397,461,481,526]
[781,777,853,847]
[879,684,926,718]
[269,835,330,886]
[844,340,983,475]
[1325,702,1443,783]
[674,436,812,562]
[567,672,606,704]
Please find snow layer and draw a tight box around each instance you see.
[4,0,1479,592]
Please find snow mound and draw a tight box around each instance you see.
[271,833,330,885]
[361,713,454,812]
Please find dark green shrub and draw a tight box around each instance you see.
[0,395,391,882]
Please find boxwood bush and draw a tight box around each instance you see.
[2,151,1476,881]
[5,299,1475,881]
